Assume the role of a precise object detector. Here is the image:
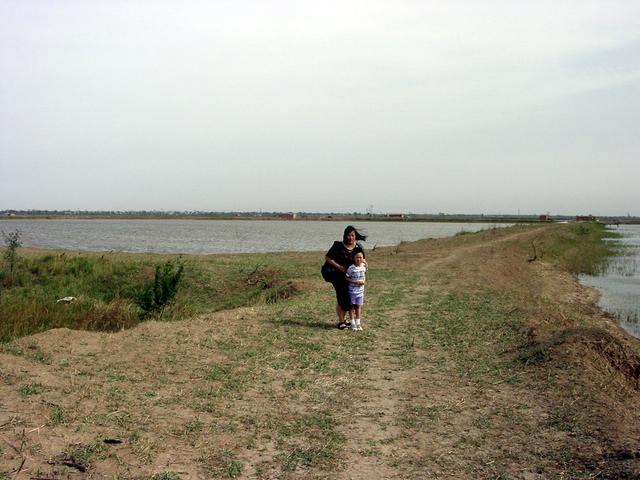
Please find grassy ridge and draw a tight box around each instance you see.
[0,249,309,343]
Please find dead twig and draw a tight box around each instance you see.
[15,456,26,476]
[27,424,45,434]
[0,434,21,454]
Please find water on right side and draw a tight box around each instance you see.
[579,224,640,338]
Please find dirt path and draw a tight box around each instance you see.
[335,227,547,479]
[2,226,640,479]
[336,225,640,479]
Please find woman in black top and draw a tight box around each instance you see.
[324,225,367,329]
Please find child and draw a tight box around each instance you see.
[345,252,367,331]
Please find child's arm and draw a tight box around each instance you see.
[347,272,365,285]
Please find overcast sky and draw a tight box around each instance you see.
[1,1,639,215]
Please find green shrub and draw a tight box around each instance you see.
[136,261,184,316]
[2,230,21,286]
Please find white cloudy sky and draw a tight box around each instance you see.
[1,1,639,215]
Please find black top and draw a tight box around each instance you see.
[325,241,365,269]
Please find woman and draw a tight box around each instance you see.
[323,225,368,329]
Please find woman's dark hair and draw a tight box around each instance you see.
[343,225,367,242]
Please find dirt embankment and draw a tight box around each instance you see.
[1,225,639,479]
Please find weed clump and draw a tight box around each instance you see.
[56,442,107,472]
[152,473,181,480]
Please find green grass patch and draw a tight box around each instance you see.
[537,222,619,275]
[0,249,307,343]
[58,441,107,471]
[227,460,243,478]
[18,383,47,397]
[198,448,245,479]
[414,290,526,381]
[275,409,345,471]
[50,405,66,425]
[151,473,181,480]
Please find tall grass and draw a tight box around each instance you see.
[0,250,303,343]
[539,222,619,275]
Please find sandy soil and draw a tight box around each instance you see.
[2,226,639,479]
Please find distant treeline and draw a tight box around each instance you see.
[1,210,638,224]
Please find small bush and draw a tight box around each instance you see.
[2,230,22,286]
[136,261,184,316]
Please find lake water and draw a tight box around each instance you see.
[579,225,640,338]
[0,219,508,255]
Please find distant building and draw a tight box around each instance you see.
[385,213,405,218]
[539,214,552,222]
[576,215,597,222]
[279,212,297,220]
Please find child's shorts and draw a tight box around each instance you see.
[349,291,364,306]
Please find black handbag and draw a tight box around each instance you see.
[321,262,340,282]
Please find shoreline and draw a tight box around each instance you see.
[2,214,536,223]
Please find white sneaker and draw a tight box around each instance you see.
[357,326,363,331]
[350,321,357,330]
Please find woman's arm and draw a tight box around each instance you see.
[325,256,347,273]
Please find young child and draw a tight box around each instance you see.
[345,252,367,331]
